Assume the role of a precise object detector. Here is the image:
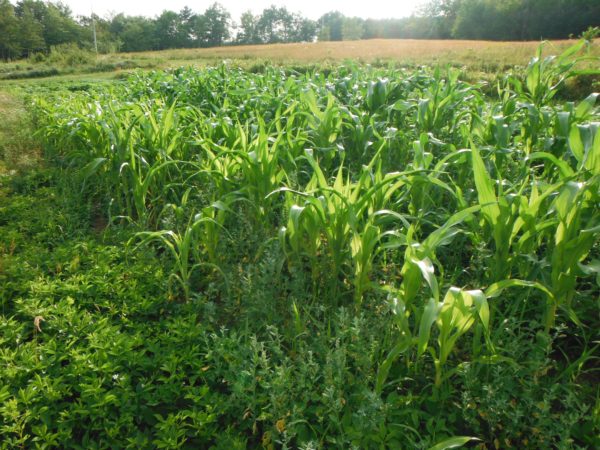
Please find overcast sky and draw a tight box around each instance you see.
[63,0,426,21]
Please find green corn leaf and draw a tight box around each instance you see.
[588,126,600,174]
[554,182,581,223]
[411,257,439,302]
[425,205,480,249]
[467,289,489,331]
[80,157,107,179]
[526,152,574,178]
[578,260,600,286]
[485,279,554,300]
[557,39,586,62]
[471,144,500,226]
[375,339,411,395]
[569,125,585,163]
[418,297,441,356]
[428,436,479,450]
[575,93,598,120]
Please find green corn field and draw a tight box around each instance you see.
[1,40,599,448]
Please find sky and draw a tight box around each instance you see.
[63,0,426,21]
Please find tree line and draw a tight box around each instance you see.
[1,0,599,60]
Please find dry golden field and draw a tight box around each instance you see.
[119,38,600,70]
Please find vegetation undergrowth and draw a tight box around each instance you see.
[0,40,599,449]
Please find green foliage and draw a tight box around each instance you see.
[2,40,599,448]
[449,0,600,41]
[44,43,96,66]
[580,26,600,42]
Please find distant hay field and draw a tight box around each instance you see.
[118,38,600,69]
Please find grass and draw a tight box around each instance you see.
[0,91,41,175]
[0,40,599,448]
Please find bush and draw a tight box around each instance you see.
[0,67,61,80]
[45,43,95,67]
[580,26,600,42]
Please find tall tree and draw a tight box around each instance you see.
[177,6,195,48]
[342,17,364,41]
[318,12,344,41]
[256,6,293,43]
[42,2,84,47]
[17,3,45,56]
[202,3,230,47]
[236,11,259,44]
[155,10,185,49]
[110,14,157,52]
[422,0,461,38]
[0,0,20,59]
[290,15,316,42]
[450,0,600,40]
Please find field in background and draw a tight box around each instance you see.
[124,38,596,67]
[1,39,599,85]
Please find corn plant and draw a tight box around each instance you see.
[386,206,480,307]
[134,212,226,301]
[569,122,600,175]
[509,40,592,107]
[277,149,411,303]
[415,68,478,139]
[29,45,599,416]
[547,178,600,329]
[419,287,490,387]
[300,90,344,171]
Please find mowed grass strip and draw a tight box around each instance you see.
[0,91,40,174]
